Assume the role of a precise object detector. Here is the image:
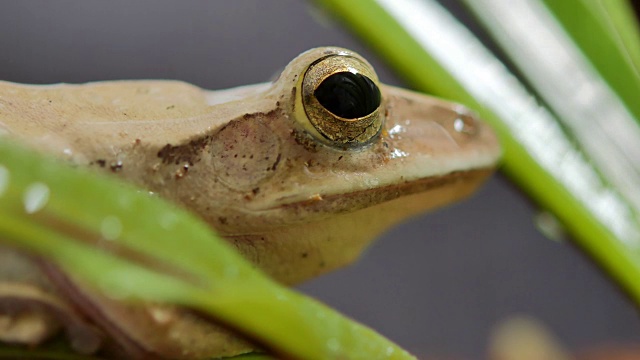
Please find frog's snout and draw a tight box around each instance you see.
[380,83,501,167]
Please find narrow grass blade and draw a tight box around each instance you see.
[315,0,640,304]
[0,139,415,360]
[540,0,640,123]
[461,0,640,223]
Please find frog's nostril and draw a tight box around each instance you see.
[314,72,381,119]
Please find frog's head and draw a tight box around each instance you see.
[180,47,501,283]
[0,46,499,357]
[0,46,500,284]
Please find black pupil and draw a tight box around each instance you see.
[314,72,381,119]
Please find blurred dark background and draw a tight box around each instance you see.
[1,1,639,358]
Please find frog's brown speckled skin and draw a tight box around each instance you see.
[0,47,500,359]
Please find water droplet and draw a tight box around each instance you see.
[388,124,406,138]
[0,165,9,197]
[326,338,340,352]
[159,212,178,230]
[453,112,478,135]
[101,216,123,241]
[23,182,50,214]
[386,346,395,356]
[390,148,409,159]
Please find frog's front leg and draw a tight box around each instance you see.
[0,245,103,353]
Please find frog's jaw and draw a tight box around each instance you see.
[230,167,494,285]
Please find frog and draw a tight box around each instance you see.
[0,47,500,359]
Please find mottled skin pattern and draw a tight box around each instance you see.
[0,48,500,358]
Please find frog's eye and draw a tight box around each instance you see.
[301,54,383,147]
[314,72,380,119]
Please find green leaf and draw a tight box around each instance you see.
[0,138,415,360]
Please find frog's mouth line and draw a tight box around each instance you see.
[266,167,495,215]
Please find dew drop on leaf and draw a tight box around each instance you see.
[326,337,341,353]
[23,182,50,214]
[160,211,178,230]
[0,165,9,197]
[101,216,123,241]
